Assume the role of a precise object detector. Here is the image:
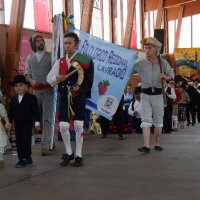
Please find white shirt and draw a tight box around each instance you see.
[128,100,141,119]
[36,51,45,62]
[46,53,76,84]
[18,95,23,103]
[165,86,176,100]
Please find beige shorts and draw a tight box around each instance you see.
[172,104,178,116]
[140,93,164,128]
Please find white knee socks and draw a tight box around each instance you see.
[59,122,72,155]
[172,116,178,129]
[74,120,84,157]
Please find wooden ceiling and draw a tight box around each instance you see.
[145,0,200,20]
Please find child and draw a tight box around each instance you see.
[8,75,40,168]
[0,103,10,168]
[128,87,142,133]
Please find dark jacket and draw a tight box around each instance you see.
[8,92,40,123]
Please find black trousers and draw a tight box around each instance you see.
[112,107,125,136]
[135,118,142,133]
[15,120,32,161]
[163,103,173,133]
[186,103,196,124]
[59,94,86,122]
[100,116,110,136]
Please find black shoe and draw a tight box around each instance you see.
[119,135,124,140]
[154,146,163,151]
[15,160,26,168]
[101,135,107,139]
[192,123,195,126]
[186,123,191,126]
[60,153,74,166]
[74,156,83,167]
[138,147,150,153]
[26,157,33,165]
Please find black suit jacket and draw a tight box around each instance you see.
[8,92,40,123]
[187,85,198,105]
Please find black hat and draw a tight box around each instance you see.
[10,75,29,85]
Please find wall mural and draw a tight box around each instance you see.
[174,48,200,81]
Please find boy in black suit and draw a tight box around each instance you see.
[8,75,40,168]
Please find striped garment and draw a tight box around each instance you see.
[133,58,174,89]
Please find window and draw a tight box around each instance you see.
[23,0,35,29]
[192,14,200,47]
[53,0,63,16]
[4,0,11,24]
[179,16,191,48]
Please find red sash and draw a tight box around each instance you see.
[33,84,51,90]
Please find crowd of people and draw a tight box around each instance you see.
[0,34,200,169]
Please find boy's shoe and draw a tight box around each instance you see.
[26,157,33,165]
[0,160,4,168]
[138,147,150,153]
[154,146,164,151]
[74,157,83,167]
[15,160,26,168]
[60,153,74,166]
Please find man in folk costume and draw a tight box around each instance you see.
[133,37,174,153]
[25,34,54,156]
[47,32,94,167]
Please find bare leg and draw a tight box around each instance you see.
[142,127,151,148]
[154,127,162,146]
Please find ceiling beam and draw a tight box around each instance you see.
[167,0,200,21]
[145,0,197,11]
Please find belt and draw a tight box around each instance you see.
[33,84,52,90]
[141,87,162,95]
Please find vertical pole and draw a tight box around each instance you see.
[139,0,145,48]
[174,6,184,50]
[2,0,26,98]
[49,0,53,32]
[80,0,94,33]
[155,0,164,29]
[123,0,136,48]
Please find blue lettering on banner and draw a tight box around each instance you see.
[107,50,128,68]
[97,64,127,80]
[80,40,109,62]
[80,40,89,55]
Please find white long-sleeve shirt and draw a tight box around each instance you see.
[128,100,141,119]
[46,53,76,84]
[165,86,176,100]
